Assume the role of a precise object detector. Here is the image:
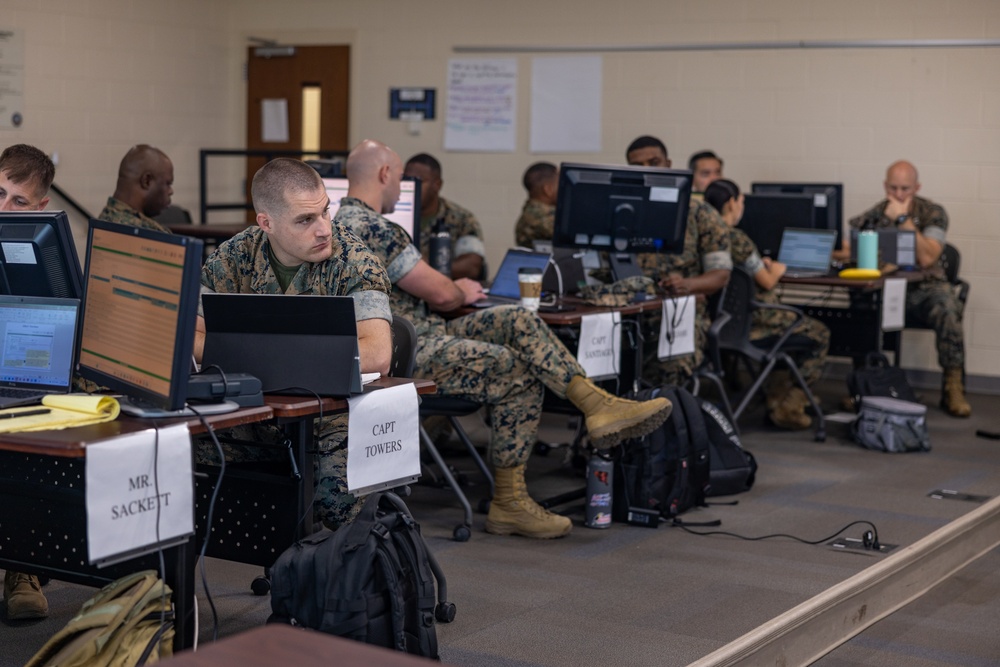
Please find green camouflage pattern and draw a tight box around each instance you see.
[514,199,555,247]
[418,196,485,260]
[97,196,171,234]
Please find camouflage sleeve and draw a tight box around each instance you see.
[695,202,733,272]
[916,200,948,244]
[514,201,555,247]
[848,201,885,230]
[333,203,422,284]
[451,204,486,258]
[331,225,393,323]
[729,228,764,274]
[200,228,260,294]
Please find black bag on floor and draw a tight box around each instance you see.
[268,492,455,659]
[613,386,711,522]
[847,352,918,407]
[698,398,757,497]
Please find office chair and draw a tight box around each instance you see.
[707,266,826,442]
[390,317,493,542]
[689,293,738,431]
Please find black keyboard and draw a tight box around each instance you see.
[0,387,45,399]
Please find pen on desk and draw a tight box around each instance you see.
[0,408,51,419]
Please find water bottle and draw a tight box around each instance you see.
[584,452,614,528]
[428,219,452,278]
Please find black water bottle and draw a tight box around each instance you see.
[428,219,452,278]
[584,452,614,528]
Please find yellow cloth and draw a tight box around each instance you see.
[0,394,120,433]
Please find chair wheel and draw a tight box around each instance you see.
[251,575,271,596]
[453,524,471,542]
[477,498,491,514]
[814,429,827,443]
[535,442,551,457]
[435,602,457,623]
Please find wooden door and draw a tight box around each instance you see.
[245,45,350,221]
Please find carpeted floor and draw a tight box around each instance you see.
[3,379,999,666]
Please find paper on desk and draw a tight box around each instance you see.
[0,394,120,433]
[362,372,381,385]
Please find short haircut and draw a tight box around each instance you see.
[405,153,441,178]
[251,158,323,216]
[625,135,668,159]
[522,162,557,193]
[0,144,55,195]
[688,150,723,171]
[703,179,741,215]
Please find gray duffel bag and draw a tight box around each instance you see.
[852,396,930,453]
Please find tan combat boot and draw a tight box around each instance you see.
[941,368,971,418]
[485,465,572,539]
[767,386,811,430]
[565,376,672,449]
[4,570,48,620]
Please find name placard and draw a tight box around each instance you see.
[881,277,907,331]
[347,383,421,495]
[86,424,194,565]
[658,295,697,359]
[577,312,621,380]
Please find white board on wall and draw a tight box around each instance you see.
[530,55,602,153]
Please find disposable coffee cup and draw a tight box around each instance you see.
[518,267,543,311]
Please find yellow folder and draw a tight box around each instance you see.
[0,394,121,433]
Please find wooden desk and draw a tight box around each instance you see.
[162,624,436,666]
[0,405,274,652]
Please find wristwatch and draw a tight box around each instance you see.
[895,214,909,225]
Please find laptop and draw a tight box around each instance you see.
[0,295,80,408]
[776,228,838,278]
[201,293,363,396]
[533,242,590,295]
[473,248,552,308]
[849,229,918,269]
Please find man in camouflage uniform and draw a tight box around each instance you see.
[706,179,830,429]
[626,136,733,387]
[196,158,393,529]
[836,160,970,418]
[335,140,672,540]
[97,145,174,233]
[688,150,724,197]
[514,162,557,247]
[404,153,486,280]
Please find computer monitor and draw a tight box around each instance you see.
[323,176,422,248]
[0,210,84,299]
[751,182,844,249]
[553,162,690,255]
[77,219,204,414]
[739,192,816,259]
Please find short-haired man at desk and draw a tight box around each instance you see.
[97,144,174,234]
[0,143,54,619]
[626,136,733,387]
[196,157,393,529]
[404,153,485,280]
[335,140,672,539]
[688,150,724,196]
[835,160,970,417]
[514,161,558,248]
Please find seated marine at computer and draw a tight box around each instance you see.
[193,157,394,530]
[0,143,56,621]
[688,150,724,197]
[334,139,673,540]
[626,135,732,388]
[98,144,174,234]
[514,161,558,248]
[833,160,970,418]
[705,179,831,430]
[404,153,485,280]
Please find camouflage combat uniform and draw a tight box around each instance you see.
[637,199,733,386]
[97,197,171,234]
[514,199,555,248]
[849,196,963,370]
[729,227,830,384]
[199,224,392,529]
[336,196,586,468]
[418,197,485,264]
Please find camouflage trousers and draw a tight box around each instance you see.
[195,413,362,530]
[415,305,585,468]
[907,281,964,370]
[751,312,830,386]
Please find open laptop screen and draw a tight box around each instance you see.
[0,295,79,391]
[777,228,837,272]
[488,249,552,299]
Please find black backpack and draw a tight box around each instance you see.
[268,492,455,659]
[847,352,918,408]
[699,398,757,497]
[613,386,711,522]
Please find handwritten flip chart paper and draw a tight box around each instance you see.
[577,312,621,380]
[445,59,517,152]
[0,30,25,129]
[347,382,421,496]
[86,424,193,565]
[530,56,602,153]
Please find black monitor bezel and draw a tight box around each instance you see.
[553,162,691,255]
[0,210,84,300]
[78,219,204,411]
[751,182,844,249]
[740,192,817,259]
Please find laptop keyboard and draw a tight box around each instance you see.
[0,387,46,399]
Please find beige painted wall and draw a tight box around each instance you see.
[3,0,999,375]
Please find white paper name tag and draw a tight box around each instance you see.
[881,277,907,331]
[86,423,193,565]
[577,312,621,380]
[658,295,697,359]
[347,382,421,495]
